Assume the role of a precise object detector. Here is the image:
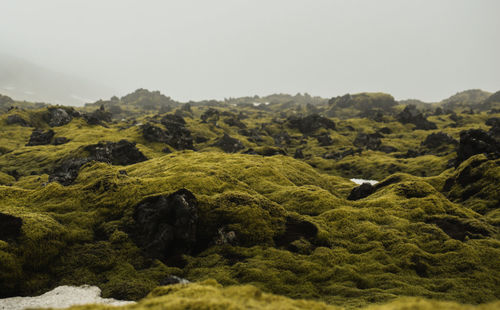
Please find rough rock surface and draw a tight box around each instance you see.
[347,183,375,200]
[287,114,336,134]
[397,105,437,130]
[212,133,245,153]
[422,132,458,149]
[456,129,500,165]
[131,189,198,261]
[353,132,383,150]
[0,213,23,241]
[26,129,55,146]
[6,115,29,127]
[44,108,73,127]
[83,106,112,125]
[49,140,147,185]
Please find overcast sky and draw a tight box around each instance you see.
[0,0,499,102]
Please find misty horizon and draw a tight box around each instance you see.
[1,0,499,105]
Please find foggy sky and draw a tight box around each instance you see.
[1,0,499,103]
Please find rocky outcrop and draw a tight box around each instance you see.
[212,133,245,153]
[84,140,147,166]
[353,133,383,150]
[26,129,55,146]
[50,140,147,185]
[160,115,194,150]
[397,105,437,130]
[131,189,198,262]
[348,183,375,200]
[84,106,112,125]
[287,114,336,134]
[316,133,334,146]
[142,123,169,143]
[421,132,457,149]
[44,108,74,127]
[456,129,500,165]
[0,213,22,241]
[6,115,29,127]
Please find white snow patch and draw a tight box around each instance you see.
[350,178,378,185]
[0,285,135,310]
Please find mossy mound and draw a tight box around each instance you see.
[58,280,500,310]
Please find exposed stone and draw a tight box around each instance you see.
[84,106,112,125]
[160,115,194,150]
[397,105,437,130]
[426,217,492,241]
[159,276,190,286]
[421,132,457,149]
[316,133,334,146]
[348,183,375,200]
[294,148,305,159]
[0,213,23,241]
[142,123,169,143]
[44,108,73,127]
[53,137,70,145]
[131,189,198,261]
[212,133,245,153]
[353,132,383,150]
[26,129,55,146]
[84,140,148,166]
[287,114,336,134]
[456,129,500,165]
[6,115,29,127]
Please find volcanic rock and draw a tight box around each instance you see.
[131,189,198,261]
[26,129,55,146]
[287,114,336,134]
[212,133,245,153]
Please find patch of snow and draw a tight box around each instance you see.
[0,285,134,310]
[350,178,378,185]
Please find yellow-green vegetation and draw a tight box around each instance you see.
[51,281,500,310]
[0,89,499,309]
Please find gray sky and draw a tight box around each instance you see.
[0,0,499,102]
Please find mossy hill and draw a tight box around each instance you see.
[0,89,499,309]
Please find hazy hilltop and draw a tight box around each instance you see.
[0,54,114,106]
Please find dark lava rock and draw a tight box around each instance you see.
[378,145,398,153]
[6,115,29,127]
[49,158,92,185]
[200,108,220,123]
[258,147,287,156]
[239,128,263,143]
[287,114,336,134]
[53,137,70,145]
[161,115,194,150]
[426,216,491,241]
[378,127,392,134]
[160,275,190,286]
[274,216,318,249]
[486,117,500,138]
[273,131,291,146]
[84,140,148,166]
[397,105,437,130]
[142,123,169,143]
[456,129,500,165]
[316,133,334,146]
[422,132,458,149]
[26,129,55,146]
[348,183,375,200]
[294,148,305,159]
[84,106,112,125]
[50,140,147,185]
[353,132,383,150]
[0,213,23,241]
[212,133,245,153]
[43,107,75,127]
[131,189,198,262]
[223,116,246,129]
